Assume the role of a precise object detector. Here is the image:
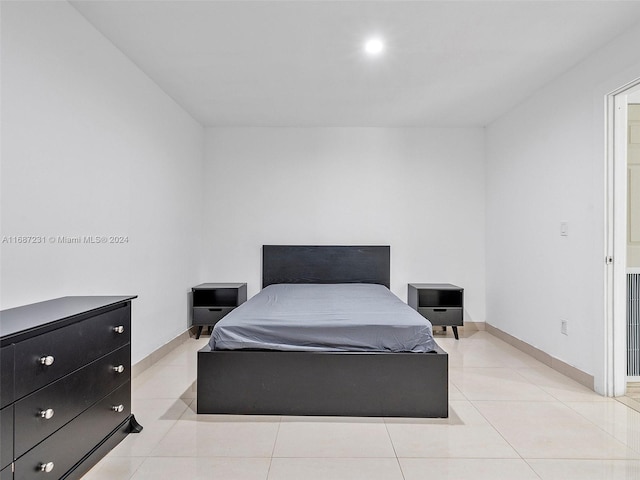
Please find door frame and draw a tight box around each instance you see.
[604,79,640,396]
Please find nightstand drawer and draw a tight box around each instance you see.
[193,306,234,326]
[418,307,463,327]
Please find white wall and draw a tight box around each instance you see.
[0,1,204,363]
[486,22,640,391]
[203,127,486,323]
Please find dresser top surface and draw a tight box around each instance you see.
[0,296,136,343]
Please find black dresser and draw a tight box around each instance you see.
[0,296,141,480]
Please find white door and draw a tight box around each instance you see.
[628,105,640,381]
[629,104,640,267]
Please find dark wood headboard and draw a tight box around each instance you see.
[262,245,390,289]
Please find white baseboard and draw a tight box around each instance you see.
[463,321,486,331]
[131,329,194,378]
[486,323,594,390]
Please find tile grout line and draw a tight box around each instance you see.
[265,418,282,480]
[615,395,640,414]
[556,397,640,456]
[470,398,640,462]
[520,458,545,480]
[463,398,535,468]
[123,456,152,480]
[525,359,640,456]
[382,418,407,480]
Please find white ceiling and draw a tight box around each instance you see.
[70,1,640,127]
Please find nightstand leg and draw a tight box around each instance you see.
[196,326,203,339]
[452,326,459,340]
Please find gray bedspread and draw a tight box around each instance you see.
[210,283,436,352]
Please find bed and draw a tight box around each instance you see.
[196,245,448,418]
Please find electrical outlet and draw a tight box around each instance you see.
[561,319,568,335]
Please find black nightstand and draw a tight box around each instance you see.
[408,283,464,340]
[192,283,247,339]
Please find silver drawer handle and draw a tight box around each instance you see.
[112,365,125,374]
[113,325,125,334]
[38,462,54,473]
[39,408,55,420]
[39,355,55,366]
[112,404,124,413]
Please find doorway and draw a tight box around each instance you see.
[626,99,640,402]
[605,80,640,398]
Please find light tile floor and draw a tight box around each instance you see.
[625,383,640,406]
[83,330,640,480]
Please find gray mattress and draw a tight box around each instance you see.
[210,283,436,352]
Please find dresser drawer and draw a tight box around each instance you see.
[193,306,234,326]
[1,346,14,408]
[14,345,130,458]
[418,307,463,327]
[14,304,130,399]
[14,381,131,480]
[1,405,13,470]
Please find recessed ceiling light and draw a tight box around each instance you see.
[364,37,384,56]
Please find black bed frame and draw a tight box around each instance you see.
[197,245,448,418]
